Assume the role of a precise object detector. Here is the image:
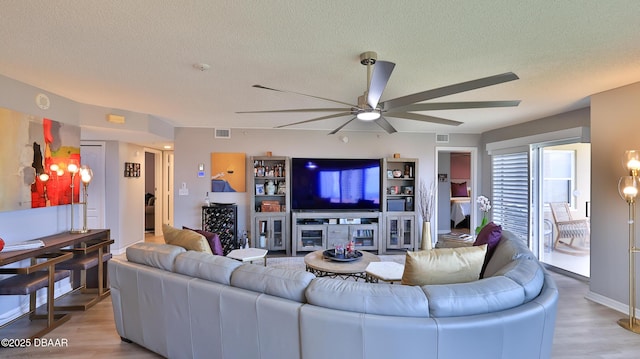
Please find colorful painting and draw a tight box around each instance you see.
[211,152,246,192]
[0,107,81,212]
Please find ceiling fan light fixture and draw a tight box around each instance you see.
[357,110,381,121]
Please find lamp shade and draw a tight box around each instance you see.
[79,165,93,184]
[68,163,79,174]
[619,176,639,203]
[624,150,640,175]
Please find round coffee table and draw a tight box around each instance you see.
[304,250,380,281]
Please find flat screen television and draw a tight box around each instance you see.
[291,158,381,211]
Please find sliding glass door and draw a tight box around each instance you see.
[532,142,591,278]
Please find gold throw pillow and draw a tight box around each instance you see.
[401,245,487,286]
[162,224,213,254]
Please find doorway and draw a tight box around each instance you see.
[144,148,164,237]
[434,147,478,240]
[533,142,591,277]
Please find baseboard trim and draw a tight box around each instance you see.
[584,290,638,317]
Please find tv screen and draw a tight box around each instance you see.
[291,158,381,211]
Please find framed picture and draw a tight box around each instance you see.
[387,170,394,179]
[255,184,265,195]
[124,162,141,177]
[211,152,246,192]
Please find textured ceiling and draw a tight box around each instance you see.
[1,1,640,136]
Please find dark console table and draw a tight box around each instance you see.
[0,229,112,339]
[202,204,238,255]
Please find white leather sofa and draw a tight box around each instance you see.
[109,230,558,359]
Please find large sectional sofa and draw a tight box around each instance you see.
[109,230,558,359]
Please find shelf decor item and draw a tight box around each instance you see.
[266,180,276,195]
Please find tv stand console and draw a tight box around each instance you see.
[291,212,381,256]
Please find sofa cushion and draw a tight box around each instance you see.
[174,251,242,285]
[183,226,224,256]
[163,224,213,254]
[305,277,429,317]
[473,221,503,277]
[126,242,185,271]
[230,264,315,303]
[483,230,534,277]
[493,257,545,302]
[401,245,487,286]
[422,276,525,317]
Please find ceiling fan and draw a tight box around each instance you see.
[237,51,520,135]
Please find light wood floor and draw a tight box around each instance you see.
[3,245,640,357]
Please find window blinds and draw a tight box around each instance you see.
[491,152,530,240]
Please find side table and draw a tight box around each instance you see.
[365,262,405,284]
[226,248,268,266]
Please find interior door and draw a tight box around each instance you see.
[80,142,105,229]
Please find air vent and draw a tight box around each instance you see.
[215,128,231,139]
[436,134,449,143]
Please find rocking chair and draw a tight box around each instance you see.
[549,202,590,255]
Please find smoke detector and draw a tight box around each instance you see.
[193,63,211,71]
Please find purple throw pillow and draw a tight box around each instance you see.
[473,222,502,277]
[451,182,468,197]
[183,226,224,256]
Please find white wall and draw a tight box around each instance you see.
[589,82,640,311]
[172,128,482,239]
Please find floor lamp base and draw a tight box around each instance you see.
[617,318,640,334]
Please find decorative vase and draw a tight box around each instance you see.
[421,221,432,250]
[475,214,489,235]
[265,180,276,195]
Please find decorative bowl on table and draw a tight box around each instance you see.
[323,249,363,262]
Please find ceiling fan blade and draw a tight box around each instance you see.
[367,61,395,109]
[394,100,521,112]
[385,112,462,126]
[275,112,352,128]
[374,116,398,134]
[382,72,519,110]
[253,85,356,107]
[328,118,357,135]
[237,107,351,114]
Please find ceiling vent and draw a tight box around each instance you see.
[436,134,450,143]
[215,128,231,139]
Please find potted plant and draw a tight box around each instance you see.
[475,195,492,235]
